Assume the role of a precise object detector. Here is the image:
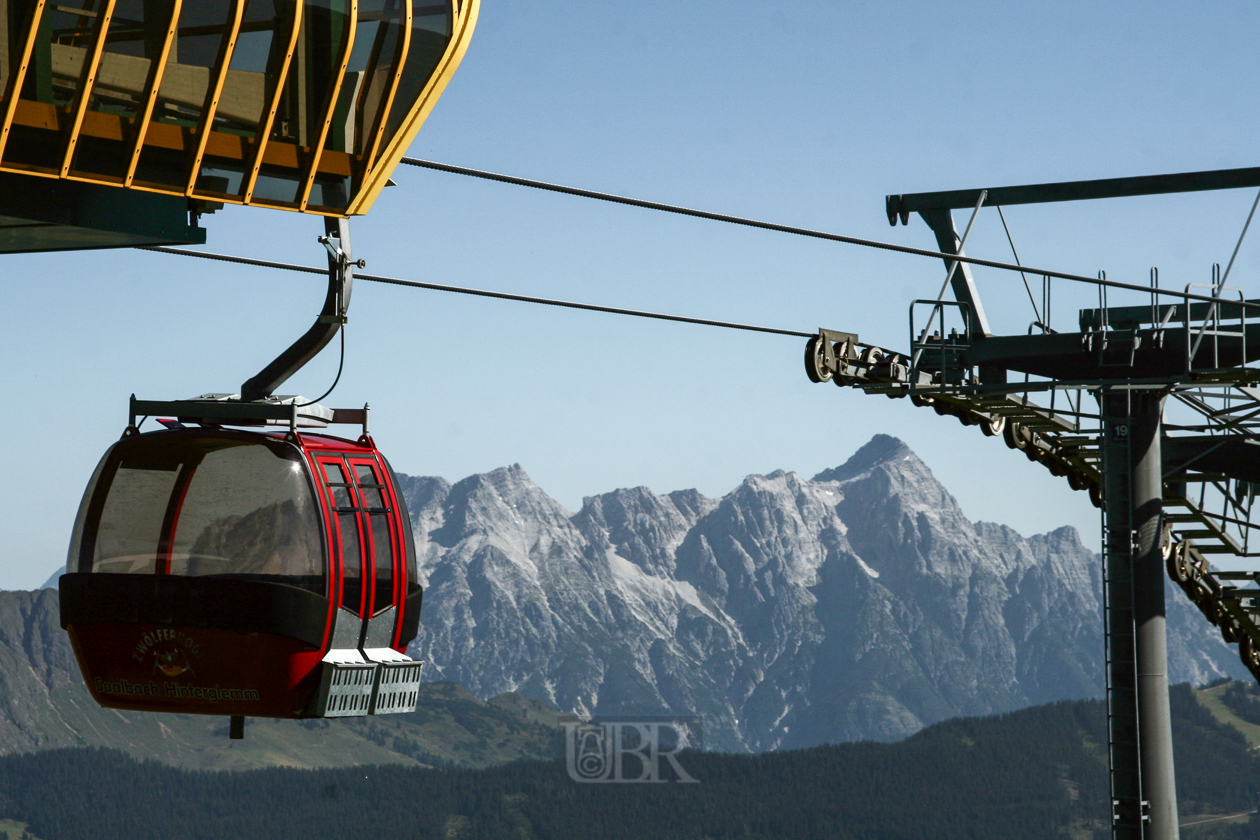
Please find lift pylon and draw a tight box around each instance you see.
[809,165,1260,840]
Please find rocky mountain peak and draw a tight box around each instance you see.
[397,435,1245,751]
[430,464,575,549]
[573,485,716,578]
[813,433,916,483]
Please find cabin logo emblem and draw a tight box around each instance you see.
[131,629,201,679]
[154,648,194,678]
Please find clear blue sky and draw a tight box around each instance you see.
[4,1,1259,589]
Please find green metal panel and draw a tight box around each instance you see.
[0,170,205,252]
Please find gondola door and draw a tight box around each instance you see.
[345,458,402,649]
[314,453,402,651]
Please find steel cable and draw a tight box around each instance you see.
[400,157,1260,312]
[137,246,815,339]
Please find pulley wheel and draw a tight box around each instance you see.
[804,337,832,384]
[1171,542,1194,584]
[1166,542,1183,582]
[832,340,853,385]
[1088,483,1102,509]
[1198,594,1222,624]
[1222,618,1239,645]
[1002,421,1025,451]
[861,346,884,366]
[910,394,933,408]
[1241,634,1260,671]
[981,415,1005,437]
[1067,471,1088,492]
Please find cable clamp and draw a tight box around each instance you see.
[318,235,368,270]
[318,234,346,265]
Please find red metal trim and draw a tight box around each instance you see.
[313,455,349,614]
[305,448,339,652]
[375,455,408,649]
[347,455,390,618]
[160,464,198,575]
[316,453,368,618]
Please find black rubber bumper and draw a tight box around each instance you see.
[59,573,330,649]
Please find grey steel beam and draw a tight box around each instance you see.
[919,208,992,337]
[0,170,205,253]
[1163,436,1260,484]
[1101,391,1144,840]
[1080,300,1260,331]
[887,165,1260,225]
[961,323,1260,380]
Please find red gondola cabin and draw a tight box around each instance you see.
[59,422,423,719]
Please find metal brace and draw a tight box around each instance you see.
[317,232,365,325]
[818,328,860,376]
[239,218,363,402]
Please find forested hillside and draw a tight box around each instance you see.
[1,684,1257,840]
[0,589,567,770]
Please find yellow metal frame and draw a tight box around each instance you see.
[347,0,478,216]
[124,0,183,187]
[60,0,120,176]
[0,0,477,217]
[242,0,305,203]
[360,0,411,183]
[0,0,48,162]
[185,0,246,197]
[298,0,358,211]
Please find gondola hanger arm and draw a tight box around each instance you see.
[239,218,358,402]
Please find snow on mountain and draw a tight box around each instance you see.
[400,435,1246,751]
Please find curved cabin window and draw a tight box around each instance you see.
[90,456,180,575]
[167,443,324,590]
[77,434,326,595]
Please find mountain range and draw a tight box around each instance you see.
[400,434,1246,751]
[21,434,1245,757]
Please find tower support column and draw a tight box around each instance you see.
[1101,389,1178,840]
